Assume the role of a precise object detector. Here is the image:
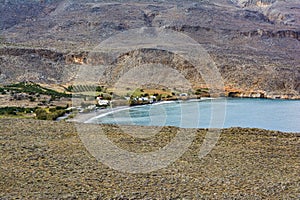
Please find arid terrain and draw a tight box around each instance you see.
[0,119,299,199]
[0,0,300,99]
[0,1,300,199]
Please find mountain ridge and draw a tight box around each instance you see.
[0,0,299,99]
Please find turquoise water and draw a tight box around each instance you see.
[89,98,300,132]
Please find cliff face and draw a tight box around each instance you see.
[0,0,299,98]
[0,47,73,84]
[233,0,300,26]
[233,0,277,8]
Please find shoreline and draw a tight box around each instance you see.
[67,105,129,123]
[67,98,300,133]
[67,98,217,123]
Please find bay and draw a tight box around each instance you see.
[88,98,300,133]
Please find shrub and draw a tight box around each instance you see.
[66,85,74,92]
[35,108,48,120]
[35,107,66,120]
[46,110,66,120]
[96,86,102,92]
[156,94,162,101]
[29,96,36,102]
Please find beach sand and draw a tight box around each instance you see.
[67,106,129,123]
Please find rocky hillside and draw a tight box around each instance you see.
[0,0,299,98]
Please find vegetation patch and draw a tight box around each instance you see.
[0,107,36,116]
[0,105,68,120]
[3,82,71,98]
[35,107,67,121]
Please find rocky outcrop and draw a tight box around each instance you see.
[0,47,80,84]
[240,29,300,41]
[0,47,64,62]
[103,48,205,91]
[232,0,276,8]
[227,90,300,99]
[168,25,300,41]
[65,52,88,65]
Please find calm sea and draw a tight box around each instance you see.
[88,98,300,133]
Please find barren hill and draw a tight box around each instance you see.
[0,0,299,98]
[1,119,299,199]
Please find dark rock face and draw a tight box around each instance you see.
[0,0,299,98]
[240,29,300,41]
[0,47,64,61]
[0,0,60,30]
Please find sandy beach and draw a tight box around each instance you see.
[67,106,130,123]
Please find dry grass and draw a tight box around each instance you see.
[0,119,299,199]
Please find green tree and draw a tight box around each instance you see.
[96,86,102,92]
